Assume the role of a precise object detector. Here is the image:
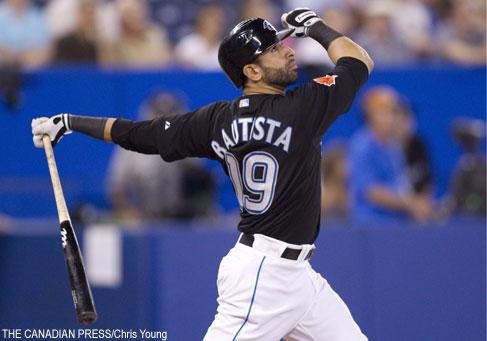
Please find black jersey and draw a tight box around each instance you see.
[112,57,369,244]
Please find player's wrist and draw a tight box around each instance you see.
[62,113,72,132]
[308,21,344,49]
[69,115,110,141]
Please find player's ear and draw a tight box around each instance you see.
[243,63,263,83]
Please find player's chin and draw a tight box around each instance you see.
[288,69,299,84]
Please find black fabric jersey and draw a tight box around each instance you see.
[112,57,369,245]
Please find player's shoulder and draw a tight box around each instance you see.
[197,100,230,112]
[285,78,335,98]
[191,100,231,119]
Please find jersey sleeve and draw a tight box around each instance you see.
[155,102,219,161]
[290,57,369,140]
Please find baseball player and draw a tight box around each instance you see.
[32,8,373,340]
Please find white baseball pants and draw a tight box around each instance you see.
[204,234,367,341]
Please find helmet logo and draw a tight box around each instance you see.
[239,30,253,44]
[262,20,275,32]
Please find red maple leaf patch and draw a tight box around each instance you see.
[313,75,338,87]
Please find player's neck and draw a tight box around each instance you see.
[243,83,285,96]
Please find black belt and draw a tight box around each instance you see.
[239,234,315,261]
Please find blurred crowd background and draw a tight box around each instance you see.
[0,0,485,229]
[0,0,485,70]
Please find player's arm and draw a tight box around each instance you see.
[282,8,374,74]
[32,105,217,160]
[32,114,160,154]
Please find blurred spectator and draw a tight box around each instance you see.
[292,6,358,77]
[423,0,452,20]
[284,0,335,13]
[443,118,486,216]
[51,0,99,64]
[45,0,78,40]
[0,0,51,68]
[321,142,349,219]
[46,0,119,43]
[436,0,486,65]
[107,91,215,223]
[348,86,434,222]
[101,0,172,68]
[395,98,434,196]
[174,4,225,70]
[0,63,21,108]
[354,1,417,67]
[239,0,278,24]
[385,0,434,59]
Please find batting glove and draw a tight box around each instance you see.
[32,114,71,148]
[281,8,323,38]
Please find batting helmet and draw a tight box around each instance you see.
[218,18,294,88]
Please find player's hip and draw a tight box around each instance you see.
[217,233,323,296]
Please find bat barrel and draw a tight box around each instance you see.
[62,220,97,325]
[43,135,97,325]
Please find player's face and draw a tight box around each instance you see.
[257,42,298,88]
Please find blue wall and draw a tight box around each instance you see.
[0,219,485,340]
[0,67,485,217]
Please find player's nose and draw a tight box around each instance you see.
[283,44,295,59]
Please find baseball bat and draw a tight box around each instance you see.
[42,135,97,325]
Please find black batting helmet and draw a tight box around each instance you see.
[218,18,294,88]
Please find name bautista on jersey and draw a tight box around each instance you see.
[211,116,292,159]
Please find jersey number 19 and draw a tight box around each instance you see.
[225,151,279,215]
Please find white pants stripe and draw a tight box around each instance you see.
[232,256,266,340]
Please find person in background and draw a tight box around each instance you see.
[395,97,434,197]
[107,91,215,223]
[45,0,80,41]
[354,1,417,67]
[436,0,486,66]
[386,0,434,59]
[292,6,358,77]
[348,86,434,222]
[52,0,99,64]
[0,0,51,68]
[174,4,225,71]
[443,118,486,216]
[101,0,172,68]
[321,141,349,220]
[239,0,278,25]
[46,0,119,47]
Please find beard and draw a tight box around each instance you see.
[260,63,298,88]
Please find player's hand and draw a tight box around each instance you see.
[281,8,323,38]
[32,114,72,148]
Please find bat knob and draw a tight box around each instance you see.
[79,311,97,325]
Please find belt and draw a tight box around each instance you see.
[239,233,315,261]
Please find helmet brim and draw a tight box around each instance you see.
[257,28,294,58]
[276,28,294,41]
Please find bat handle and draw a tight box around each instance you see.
[42,135,70,223]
